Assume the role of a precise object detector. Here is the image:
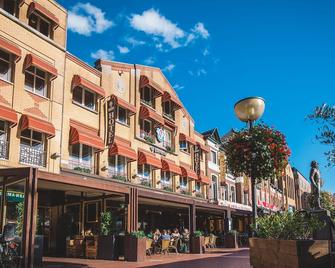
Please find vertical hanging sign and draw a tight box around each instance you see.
[106,95,117,146]
[194,145,201,175]
[219,152,226,186]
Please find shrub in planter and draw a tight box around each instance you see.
[124,231,146,262]
[162,185,173,192]
[224,230,239,249]
[250,212,328,268]
[191,231,204,254]
[97,211,116,260]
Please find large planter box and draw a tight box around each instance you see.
[124,236,146,262]
[191,236,204,254]
[224,233,239,248]
[97,235,115,260]
[249,238,330,268]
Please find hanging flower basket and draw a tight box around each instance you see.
[224,124,291,181]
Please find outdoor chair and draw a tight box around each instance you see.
[161,238,179,254]
[209,235,217,248]
[85,236,98,259]
[146,238,153,255]
[204,236,210,248]
[66,237,84,258]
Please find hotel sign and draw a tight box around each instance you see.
[194,145,201,175]
[106,95,117,145]
[219,152,226,186]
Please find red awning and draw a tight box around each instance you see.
[139,75,163,98]
[196,142,210,153]
[0,105,17,126]
[24,54,58,80]
[199,174,210,184]
[109,138,136,161]
[72,75,105,97]
[21,114,55,137]
[112,95,136,115]
[69,120,104,150]
[161,158,182,175]
[139,106,164,125]
[162,91,182,111]
[180,164,199,180]
[0,37,21,62]
[179,133,196,145]
[138,150,162,169]
[28,2,60,29]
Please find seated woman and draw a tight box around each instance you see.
[160,229,171,241]
[171,228,181,241]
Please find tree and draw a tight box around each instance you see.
[308,104,335,166]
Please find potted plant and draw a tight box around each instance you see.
[250,212,328,268]
[191,230,204,254]
[224,230,239,248]
[124,231,146,262]
[97,211,116,260]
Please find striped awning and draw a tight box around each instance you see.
[139,75,163,98]
[111,95,136,115]
[72,75,105,97]
[109,138,136,161]
[196,142,210,153]
[180,164,198,180]
[138,150,162,169]
[21,114,55,137]
[0,37,21,62]
[139,106,164,125]
[162,91,182,111]
[179,133,196,145]
[161,158,182,175]
[28,2,60,29]
[24,54,58,80]
[0,105,17,126]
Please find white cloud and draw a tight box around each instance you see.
[143,57,155,65]
[126,37,146,47]
[117,45,130,54]
[68,3,113,36]
[163,63,175,72]
[173,84,184,91]
[130,9,185,48]
[192,22,209,39]
[188,69,207,76]
[90,49,115,60]
[203,48,210,56]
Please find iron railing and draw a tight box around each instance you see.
[0,140,8,160]
[19,144,46,167]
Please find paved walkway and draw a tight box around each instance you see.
[42,248,251,268]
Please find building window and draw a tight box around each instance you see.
[180,177,188,191]
[69,143,94,173]
[137,164,151,186]
[20,129,46,167]
[223,186,229,201]
[73,86,97,111]
[108,155,127,179]
[0,120,9,159]
[195,182,201,192]
[140,119,154,142]
[180,141,190,153]
[163,129,173,150]
[116,106,129,125]
[161,171,172,190]
[163,101,174,120]
[243,192,249,205]
[230,186,236,202]
[0,0,17,15]
[211,150,217,164]
[0,50,12,82]
[140,86,155,108]
[28,13,52,38]
[24,66,48,97]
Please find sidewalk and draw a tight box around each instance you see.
[42,248,251,268]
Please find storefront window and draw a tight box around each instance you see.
[65,204,81,236]
[20,129,46,167]
[69,143,94,173]
[0,120,9,159]
[140,86,155,108]
[108,155,127,180]
[28,13,52,38]
[116,106,129,125]
[0,49,12,82]
[73,86,97,111]
[24,66,48,97]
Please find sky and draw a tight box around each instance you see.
[58,0,335,192]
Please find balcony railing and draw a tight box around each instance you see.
[0,140,8,160]
[68,158,93,174]
[140,130,155,144]
[136,176,152,188]
[108,169,127,182]
[19,144,46,167]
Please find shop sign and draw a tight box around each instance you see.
[106,95,117,145]
[219,152,226,185]
[0,191,24,202]
[219,200,252,211]
[150,146,166,156]
[155,127,165,143]
[194,145,201,175]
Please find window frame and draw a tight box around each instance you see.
[0,49,12,83]
[140,86,155,108]
[72,86,97,112]
[161,171,172,185]
[108,155,127,176]
[28,12,52,38]
[179,177,188,189]
[137,164,151,180]
[0,120,9,159]
[69,143,94,166]
[163,100,175,120]
[211,150,217,164]
[179,140,189,153]
[0,0,18,16]
[116,106,129,125]
[24,66,48,98]
[230,185,236,202]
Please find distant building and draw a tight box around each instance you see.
[292,167,311,210]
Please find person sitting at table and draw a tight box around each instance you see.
[153,229,161,241]
[161,229,171,241]
[171,228,180,241]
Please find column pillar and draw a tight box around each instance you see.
[126,187,138,232]
[189,203,196,234]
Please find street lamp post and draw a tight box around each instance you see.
[234,97,265,236]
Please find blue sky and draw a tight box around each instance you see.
[58,0,335,192]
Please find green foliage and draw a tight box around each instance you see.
[112,175,127,182]
[224,124,291,180]
[308,104,335,166]
[309,191,335,220]
[74,166,91,174]
[146,233,153,239]
[194,230,203,237]
[144,135,155,144]
[100,211,114,236]
[130,230,146,238]
[140,180,151,187]
[163,185,173,192]
[16,202,24,237]
[253,211,323,240]
[195,192,204,198]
